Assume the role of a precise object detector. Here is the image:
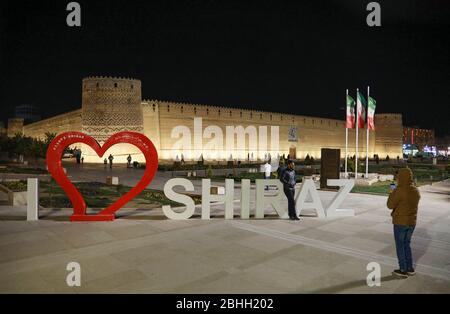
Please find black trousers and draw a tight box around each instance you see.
[283,187,297,217]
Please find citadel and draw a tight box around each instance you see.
[6,76,403,163]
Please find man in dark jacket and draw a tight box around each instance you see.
[281,160,299,220]
[387,167,421,278]
[108,154,114,169]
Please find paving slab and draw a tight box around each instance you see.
[0,179,449,293]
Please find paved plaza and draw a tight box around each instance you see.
[0,175,449,293]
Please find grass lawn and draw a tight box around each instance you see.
[2,180,199,209]
[351,181,393,195]
[350,172,448,196]
[0,165,48,174]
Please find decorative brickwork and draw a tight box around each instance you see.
[81,76,143,143]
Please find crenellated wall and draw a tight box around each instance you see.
[142,100,161,152]
[23,110,82,140]
[143,100,386,161]
[14,77,402,162]
[374,113,404,159]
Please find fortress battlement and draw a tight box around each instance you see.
[11,76,403,161]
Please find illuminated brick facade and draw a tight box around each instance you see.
[12,76,403,163]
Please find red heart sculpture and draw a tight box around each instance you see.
[46,131,158,221]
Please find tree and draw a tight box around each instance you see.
[43,132,56,156]
[347,158,355,173]
[0,134,13,156]
[305,154,311,165]
[28,138,45,168]
[13,134,31,161]
[347,158,364,173]
[207,165,213,178]
[0,133,52,166]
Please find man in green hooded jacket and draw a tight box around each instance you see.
[387,168,421,278]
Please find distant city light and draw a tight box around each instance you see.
[423,145,437,156]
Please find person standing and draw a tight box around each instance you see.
[75,147,81,164]
[263,161,272,190]
[280,160,299,220]
[108,154,114,169]
[103,158,107,169]
[387,168,421,278]
[127,154,132,168]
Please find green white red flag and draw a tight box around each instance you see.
[346,94,356,128]
[357,90,366,129]
[367,96,376,130]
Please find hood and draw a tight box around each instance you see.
[397,168,413,187]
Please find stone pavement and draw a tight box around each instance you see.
[0,180,449,293]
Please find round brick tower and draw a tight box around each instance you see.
[80,76,145,163]
[81,76,143,143]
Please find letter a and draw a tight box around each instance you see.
[295,179,326,218]
[366,2,381,27]
[66,2,81,27]
[66,261,81,287]
[366,262,381,287]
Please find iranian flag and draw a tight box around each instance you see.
[367,96,376,130]
[357,90,366,129]
[346,94,356,128]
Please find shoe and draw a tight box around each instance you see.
[392,269,408,278]
[406,269,416,276]
[289,216,300,221]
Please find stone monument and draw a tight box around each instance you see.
[320,148,340,190]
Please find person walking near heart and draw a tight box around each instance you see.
[108,154,114,169]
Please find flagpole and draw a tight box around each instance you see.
[345,89,349,178]
[355,88,359,180]
[366,86,370,179]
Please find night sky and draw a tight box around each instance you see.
[1,0,449,136]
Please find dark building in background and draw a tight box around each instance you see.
[14,104,41,124]
[403,126,435,150]
[0,122,6,135]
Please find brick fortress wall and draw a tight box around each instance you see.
[13,77,403,163]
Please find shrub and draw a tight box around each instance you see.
[207,165,213,178]
[0,180,27,192]
[304,154,311,165]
